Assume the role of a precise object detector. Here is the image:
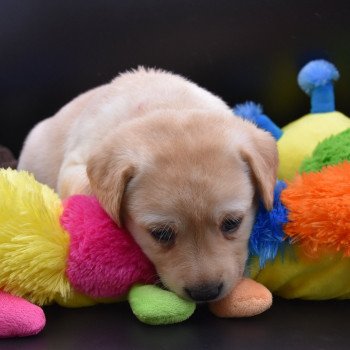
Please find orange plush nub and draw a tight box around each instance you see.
[282,162,350,257]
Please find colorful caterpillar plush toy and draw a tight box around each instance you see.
[236,59,350,299]
[1,59,349,338]
[0,168,274,338]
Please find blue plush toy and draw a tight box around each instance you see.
[233,102,283,141]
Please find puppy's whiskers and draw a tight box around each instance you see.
[144,273,161,285]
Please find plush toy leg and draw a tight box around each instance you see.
[0,291,46,338]
[209,278,272,318]
[128,285,196,325]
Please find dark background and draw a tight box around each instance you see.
[1,0,350,156]
[1,1,350,348]
[2,299,350,350]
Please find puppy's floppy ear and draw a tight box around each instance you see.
[87,151,134,227]
[240,128,278,210]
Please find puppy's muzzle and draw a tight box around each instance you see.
[184,282,223,302]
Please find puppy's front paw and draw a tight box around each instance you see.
[209,278,272,318]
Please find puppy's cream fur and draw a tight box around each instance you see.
[18,68,278,301]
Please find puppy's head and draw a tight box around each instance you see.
[87,110,278,302]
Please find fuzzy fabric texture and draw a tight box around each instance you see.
[233,102,283,140]
[249,159,350,300]
[128,285,196,325]
[249,180,289,267]
[209,278,272,318]
[62,195,157,298]
[282,162,350,257]
[0,169,72,305]
[251,246,350,300]
[297,60,339,95]
[0,291,45,338]
[300,128,350,173]
[298,60,339,114]
[277,111,350,180]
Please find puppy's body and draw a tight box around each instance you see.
[18,69,229,195]
[18,68,278,301]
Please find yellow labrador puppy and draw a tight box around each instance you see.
[18,68,278,302]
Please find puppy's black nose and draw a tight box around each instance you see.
[185,283,223,302]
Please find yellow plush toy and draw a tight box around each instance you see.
[277,59,350,180]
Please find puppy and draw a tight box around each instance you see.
[18,68,278,302]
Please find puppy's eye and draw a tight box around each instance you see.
[150,226,176,245]
[220,217,242,237]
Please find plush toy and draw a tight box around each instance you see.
[0,167,272,338]
[249,139,350,300]
[235,59,350,300]
[277,60,350,180]
[3,58,348,338]
[235,59,350,180]
[3,137,349,337]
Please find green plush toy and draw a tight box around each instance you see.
[129,285,196,325]
[300,127,350,173]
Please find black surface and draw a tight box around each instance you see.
[2,0,350,156]
[1,298,350,349]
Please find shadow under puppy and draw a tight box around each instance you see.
[18,68,278,303]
